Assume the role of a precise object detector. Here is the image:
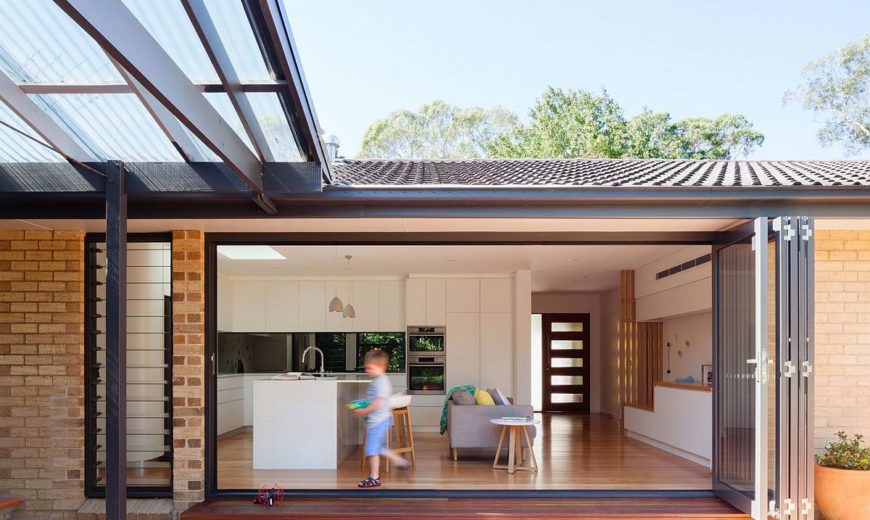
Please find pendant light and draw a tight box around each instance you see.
[342,255,356,318]
[328,247,343,312]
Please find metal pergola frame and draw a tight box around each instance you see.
[0,2,333,518]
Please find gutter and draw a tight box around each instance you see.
[311,184,870,204]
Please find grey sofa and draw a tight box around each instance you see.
[446,400,536,460]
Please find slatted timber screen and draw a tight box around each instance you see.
[619,270,636,413]
[619,270,663,410]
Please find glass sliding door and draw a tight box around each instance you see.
[713,217,815,520]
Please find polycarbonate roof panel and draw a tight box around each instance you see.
[0,101,66,162]
[247,93,302,161]
[204,0,272,81]
[203,92,256,155]
[122,0,219,83]
[35,94,183,161]
[0,0,311,167]
[0,0,123,84]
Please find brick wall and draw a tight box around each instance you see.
[0,230,85,520]
[814,229,870,451]
[170,231,205,511]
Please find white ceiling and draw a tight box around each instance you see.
[217,244,688,292]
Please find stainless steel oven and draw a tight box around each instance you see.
[407,326,446,394]
[407,326,445,354]
[407,355,445,395]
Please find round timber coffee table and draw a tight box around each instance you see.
[490,418,540,474]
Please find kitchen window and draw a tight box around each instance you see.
[357,332,405,373]
[314,333,347,372]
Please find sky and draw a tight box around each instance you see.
[283,0,870,160]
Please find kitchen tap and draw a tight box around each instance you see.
[301,346,325,375]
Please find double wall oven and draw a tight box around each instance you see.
[407,326,445,394]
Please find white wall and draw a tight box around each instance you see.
[661,312,712,383]
[531,292,601,414]
[530,314,542,411]
[599,289,621,417]
[636,246,712,322]
[514,270,532,406]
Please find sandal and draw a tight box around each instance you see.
[357,477,381,488]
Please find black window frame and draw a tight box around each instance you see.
[84,232,174,498]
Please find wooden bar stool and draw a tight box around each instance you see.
[359,407,417,472]
[387,406,416,471]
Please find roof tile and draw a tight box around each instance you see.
[332,159,870,188]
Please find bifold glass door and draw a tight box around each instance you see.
[713,217,814,520]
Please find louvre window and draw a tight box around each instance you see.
[85,235,172,497]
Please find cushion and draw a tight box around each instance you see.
[451,390,475,405]
[488,387,510,405]
[474,388,495,406]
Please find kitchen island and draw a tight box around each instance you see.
[252,377,369,469]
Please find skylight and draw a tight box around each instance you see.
[218,246,286,260]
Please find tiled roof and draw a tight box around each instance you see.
[332,159,870,188]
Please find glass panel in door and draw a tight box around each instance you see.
[713,218,771,519]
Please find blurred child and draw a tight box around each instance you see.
[353,348,409,488]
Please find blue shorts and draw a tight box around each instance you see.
[365,418,391,457]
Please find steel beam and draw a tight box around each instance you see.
[104,161,127,520]
[0,68,95,161]
[248,0,332,181]
[183,0,274,162]
[111,61,206,162]
[53,0,277,213]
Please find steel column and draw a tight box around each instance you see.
[105,161,127,520]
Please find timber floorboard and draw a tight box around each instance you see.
[216,414,712,490]
[181,497,749,519]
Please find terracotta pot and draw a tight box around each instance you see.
[815,463,870,519]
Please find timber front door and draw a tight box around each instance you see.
[542,313,590,413]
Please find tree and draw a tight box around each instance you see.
[487,87,629,158]
[358,100,517,159]
[787,36,870,154]
[487,87,764,160]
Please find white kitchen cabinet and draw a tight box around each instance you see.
[426,279,446,325]
[217,375,245,435]
[480,278,513,313]
[379,280,404,331]
[231,280,266,332]
[446,312,479,390]
[299,281,326,332]
[325,280,354,332]
[446,278,479,313]
[351,280,380,331]
[405,278,426,326]
[480,312,514,396]
[265,280,299,332]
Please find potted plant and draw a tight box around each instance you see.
[815,431,870,519]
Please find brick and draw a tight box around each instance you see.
[0,231,24,240]
[0,230,85,516]
[815,230,870,453]
[0,251,26,261]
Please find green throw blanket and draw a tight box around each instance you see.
[440,384,476,435]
